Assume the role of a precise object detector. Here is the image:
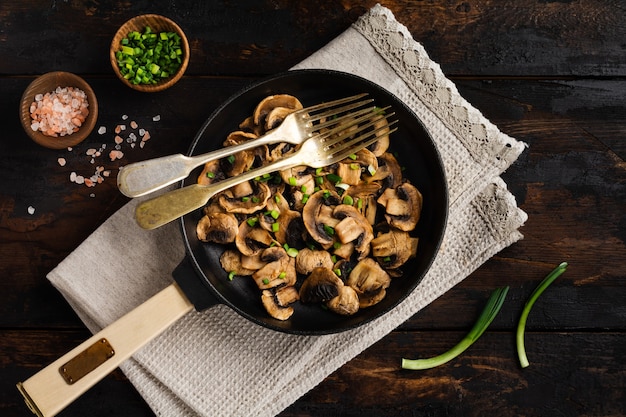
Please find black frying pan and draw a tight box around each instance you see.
[174,69,448,335]
[18,70,448,415]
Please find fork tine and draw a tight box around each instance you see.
[318,106,394,148]
[297,93,369,115]
[325,121,399,164]
[313,105,378,131]
[306,98,375,125]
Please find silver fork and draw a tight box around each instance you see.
[135,107,397,230]
[117,93,375,198]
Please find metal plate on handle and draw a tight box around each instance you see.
[59,338,115,385]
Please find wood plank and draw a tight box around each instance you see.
[281,331,626,417]
[0,1,624,77]
[3,330,624,417]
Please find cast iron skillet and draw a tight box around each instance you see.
[17,70,449,417]
[173,69,448,335]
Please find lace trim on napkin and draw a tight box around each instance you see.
[353,5,526,169]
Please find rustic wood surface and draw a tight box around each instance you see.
[1,1,625,416]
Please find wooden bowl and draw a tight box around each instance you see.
[110,14,189,93]
[19,71,98,150]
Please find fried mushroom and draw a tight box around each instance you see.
[196,212,239,244]
[299,267,343,304]
[346,258,391,309]
[377,182,423,231]
[326,285,359,316]
[370,229,419,269]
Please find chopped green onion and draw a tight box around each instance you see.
[322,190,331,199]
[301,194,310,204]
[206,171,215,178]
[300,185,307,193]
[270,209,280,219]
[336,183,349,191]
[348,153,357,160]
[323,224,335,236]
[286,247,299,258]
[115,26,183,85]
[334,268,341,276]
[227,155,236,164]
[241,196,250,202]
[288,176,297,186]
[517,262,568,368]
[262,278,270,285]
[331,255,337,263]
[246,217,258,227]
[272,222,280,232]
[274,195,281,203]
[349,163,360,170]
[228,271,236,281]
[402,286,509,370]
[315,167,323,175]
[356,198,363,210]
[327,173,342,184]
[251,196,260,203]
[315,176,324,185]
[343,195,354,205]
[333,241,342,249]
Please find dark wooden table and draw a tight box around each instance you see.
[2,1,625,416]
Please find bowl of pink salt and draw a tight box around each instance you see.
[20,71,98,149]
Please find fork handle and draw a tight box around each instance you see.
[135,153,298,229]
[117,131,285,198]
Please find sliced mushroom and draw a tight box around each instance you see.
[230,180,254,199]
[235,220,276,256]
[265,106,297,131]
[299,267,343,304]
[346,183,382,225]
[239,116,265,137]
[222,131,257,176]
[295,248,334,275]
[259,192,304,246]
[332,204,374,260]
[219,181,271,214]
[197,159,223,186]
[302,190,342,249]
[275,285,299,307]
[370,229,419,269]
[346,258,391,308]
[261,289,294,321]
[252,246,296,289]
[279,165,313,187]
[219,249,257,276]
[240,252,267,270]
[367,114,391,156]
[377,182,423,231]
[196,212,238,244]
[366,152,403,189]
[253,94,303,127]
[326,285,359,316]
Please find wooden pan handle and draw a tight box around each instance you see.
[17,283,193,417]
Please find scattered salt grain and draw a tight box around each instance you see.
[130,120,138,129]
[152,115,161,122]
[109,150,124,161]
[86,148,97,156]
[98,126,106,135]
[114,135,124,144]
[122,114,128,120]
[90,193,96,198]
[57,157,66,167]
[142,131,151,141]
[27,206,35,215]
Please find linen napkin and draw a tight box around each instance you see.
[48,4,528,416]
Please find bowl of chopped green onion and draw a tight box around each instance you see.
[110,14,189,93]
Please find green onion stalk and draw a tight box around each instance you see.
[402,286,509,370]
[516,262,568,368]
